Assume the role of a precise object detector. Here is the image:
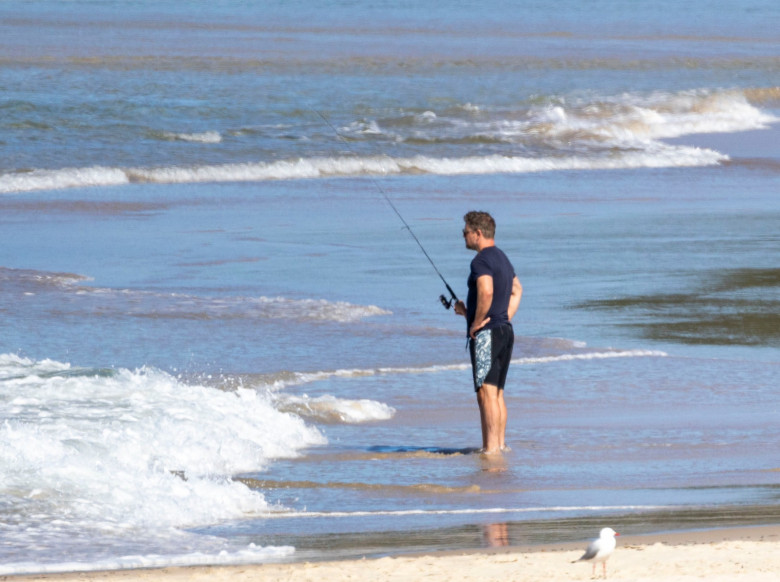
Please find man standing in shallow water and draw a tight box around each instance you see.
[454,211,523,454]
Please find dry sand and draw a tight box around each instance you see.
[6,525,780,582]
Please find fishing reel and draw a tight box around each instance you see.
[439,286,459,310]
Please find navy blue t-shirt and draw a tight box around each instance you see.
[466,246,515,332]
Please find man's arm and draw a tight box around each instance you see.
[470,274,493,338]
[508,276,523,321]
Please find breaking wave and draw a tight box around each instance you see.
[0,354,324,571]
[0,149,727,194]
[274,393,396,424]
[2,88,775,195]
[158,130,223,143]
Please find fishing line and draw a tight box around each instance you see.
[314,110,459,310]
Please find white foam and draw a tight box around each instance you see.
[259,349,668,391]
[274,393,396,424]
[0,544,294,576]
[520,88,777,146]
[459,102,481,112]
[109,290,391,323]
[5,270,392,323]
[513,349,669,365]
[0,148,727,194]
[0,166,129,194]
[623,90,777,139]
[161,131,223,143]
[2,88,772,195]
[128,155,403,184]
[241,296,391,322]
[396,147,726,175]
[346,118,383,135]
[0,353,72,380]
[0,355,326,568]
[268,504,674,519]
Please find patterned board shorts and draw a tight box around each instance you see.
[469,323,514,392]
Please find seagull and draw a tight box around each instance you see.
[573,527,619,578]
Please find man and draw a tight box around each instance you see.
[454,211,522,454]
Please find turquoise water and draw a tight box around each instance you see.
[1,0,779,574]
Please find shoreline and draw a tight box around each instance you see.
[8,523,780,582]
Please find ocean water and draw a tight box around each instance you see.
[1,0,779,574]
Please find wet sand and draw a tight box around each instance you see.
[9,524,780,582]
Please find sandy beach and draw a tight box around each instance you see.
[9,525,779,582]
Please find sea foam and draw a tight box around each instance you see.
[0,149,725,195]
[256,349,668,392]
[2,89,771,195]
[160,130,223,143]
[0,354,325,568]
[274,393,396,424]
[2,267,392,323]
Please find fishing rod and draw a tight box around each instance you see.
[314,110,459,310]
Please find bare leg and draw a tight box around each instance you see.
[477,394,488,450]
[497,388,507,450]
[477,383,502,453]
